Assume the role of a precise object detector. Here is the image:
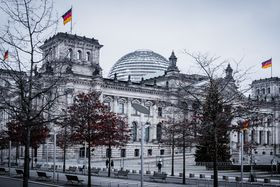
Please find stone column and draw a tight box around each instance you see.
[113,96,118,113]
[256,129,260,144]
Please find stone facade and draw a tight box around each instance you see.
[1,32,280,165]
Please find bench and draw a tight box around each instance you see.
[66,166,77,173]
[65,174,84,185]
[150,173,167,182]
[37,171,51,181]
[0,167,7,175]
[114,170,129,178]
[91,168,100,176]
[34,164,42,170]
[16,169,24,177]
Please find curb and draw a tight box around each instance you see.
[0,175,63,187]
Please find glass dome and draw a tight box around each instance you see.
[108,49,170,82]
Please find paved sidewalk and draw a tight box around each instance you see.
[1,167,280,187]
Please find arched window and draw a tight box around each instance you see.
[86,52,90,61]
[68,48,73,59]
[156,123,162,142]
[77,50,82,60]
[145,125,150,142]
[119,103,125,114]
[132,122,137,141]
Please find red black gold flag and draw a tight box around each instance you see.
[62,8,72,25]
[3,50,8,61]
[261,58,272,69]
[242,120,249,130]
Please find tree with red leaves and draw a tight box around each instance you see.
[68,91,108,187]
[99,112,130,177]
[6,119,49,169]
[68,91,130,186]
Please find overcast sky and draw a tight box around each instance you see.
[5,0,280,85]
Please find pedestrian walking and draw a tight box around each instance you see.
[111,160,114,169]
[157,161,162,173]
[106,159,109,168]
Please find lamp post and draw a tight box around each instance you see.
[240,130,244,186]
[8,140,11,176]
[50,128,58,183]
[132,103,150,187]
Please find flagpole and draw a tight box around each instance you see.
[70,5,73,33]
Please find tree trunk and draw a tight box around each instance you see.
[63,127,67,173]
[213,125,218,187]
[182,133,186,184]
[16,145,19,165]
[87,141,91,187]
[23,126,31,187]
[108,145,111,177]
[63,144,66,173]
[31,148,34,169]
[0,149,3,164]
[171,134,175,176]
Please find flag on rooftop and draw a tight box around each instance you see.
[261,58,272,69]
[3,50,8,61]
[242,120,249,130]
[62,8,72,25]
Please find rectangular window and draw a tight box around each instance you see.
[121,149,126,157]
[160,149,165,155]
[79,147,89,158]
[158,107,162,117]
[106,148,112,158]
[259,131,263,144]
[148,149,152,156]
[267,88,270,94]
[145,126,150,142]
[267,131,270,145]
[134,149,139,157]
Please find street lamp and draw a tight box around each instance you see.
[132,103,150,187]
[50,127,58,183]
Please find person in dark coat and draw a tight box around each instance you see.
[157,161,162,172]
[110,160,114,169]
[106,159,109,168]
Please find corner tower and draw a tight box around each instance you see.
[39,32,103,77]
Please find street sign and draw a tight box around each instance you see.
[132,103,149,115]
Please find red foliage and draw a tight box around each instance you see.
[98,112,130,147]
[68,91,130,147]
[5,119,50,148]
[68,91,106,145]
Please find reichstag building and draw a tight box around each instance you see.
[1,32,279,165]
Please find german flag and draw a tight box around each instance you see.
[261,58,272,69]
[3,50,8,61]
[62,8,72,25]
[242,120,249,130]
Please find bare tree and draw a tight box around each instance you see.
[56,115,73,173]
[174,51,254,187]
[0,1,62,187]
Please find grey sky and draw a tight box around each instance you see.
[5,0,280,84]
